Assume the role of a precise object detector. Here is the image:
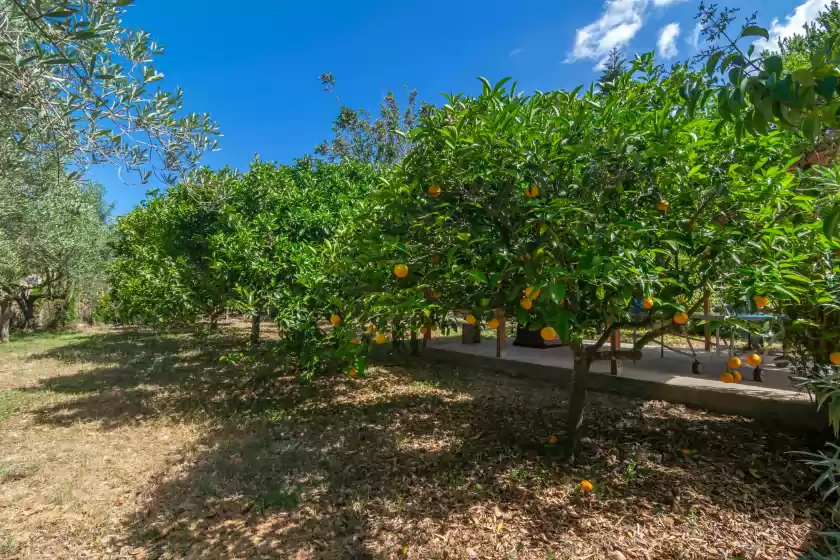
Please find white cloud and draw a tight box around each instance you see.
[509,48,523,57]
[658,22,681,59]
[567,0,647,68]
[754,0,832,52]
[688,22,702,49]
[652,0,686,5]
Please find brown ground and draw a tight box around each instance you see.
[0,327,834,559]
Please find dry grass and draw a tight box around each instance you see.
[0,326,834,559]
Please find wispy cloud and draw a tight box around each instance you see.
[658,22,681,59]
[688,22,702,49]
[652,0,686,5]
[754,0,832,52]
[509,48,523,57]
[567,0,647,69]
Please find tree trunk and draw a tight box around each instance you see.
[566,353,591,457]
[250,314,261,347]
[17,295,37,330]
[0,302,12,343]
[410,330,419,356]
[209,308,223,331]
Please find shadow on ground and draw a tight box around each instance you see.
[26,329,836,559]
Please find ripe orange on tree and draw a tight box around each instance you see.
[720,371,735,383]
[548,435,558,445]
[727,356,741,369]
[525,184,539,198]
[745,353,762,366]
[656,200,670,212]
[330,314,342,325]
[465,314,477,325]
[753,295,768,309]
[394,263,409,278]
[525,286,541,299]
[349,368,358,378]
[540,326,557,341]
[487,318,500,329]
[673,312,689,325]
[642,297,654,310]
[367,324,377,334]
[831,352,840,365]
[732,370,742,383]
[428,185,441,197]
[520,298,533,311]
[375,333,387,344]
[580,480,593,493]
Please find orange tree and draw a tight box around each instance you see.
[333,56,803,454]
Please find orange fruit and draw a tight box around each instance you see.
[487,318,500,329]
[525,184,539,198]
[351,338,361,345]
[720,371,735,383]
[465,314,477,325]
[349,368,358,378]
[656,200,669,212]
[831,352,840,365]
[525,286,541,299]
[673,312,689,325]
[580,480,593,493]
[540,326,557,341]
[367,324,377,334]
[394,263,409,278]
[745,353,761,367]
[642,297,654,310]
[428,185,441,197]
[753,295,768,309]
[375,333,387,344]
[520,298,533,311]
[330,314,342,325]
[727,356,741,369]
[419,327,428,335]
[548,435,558,445]
[732,370,742,383]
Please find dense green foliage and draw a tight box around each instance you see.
[110,158,376,369]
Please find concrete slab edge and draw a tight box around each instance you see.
[420,347,829,433]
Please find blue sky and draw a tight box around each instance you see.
[98,0,828,215]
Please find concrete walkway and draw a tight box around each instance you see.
[423,337,826,430]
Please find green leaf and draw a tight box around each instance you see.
[763,55,783,76]
[548,283,566,304]
[740,26,769,41]
[824,205,840,240]
[706,51,724,77]
[468,269,488,283]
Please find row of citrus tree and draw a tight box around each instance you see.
[110,26,840,535]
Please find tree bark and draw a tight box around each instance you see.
[566,352,591,457]
[209,308,223,331]
[0,301,12,343]
[16,295,38,330]
[250,314,261,347]
[410,330,419,356]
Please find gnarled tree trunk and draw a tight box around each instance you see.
[0,301,13,343]
[16,294,38,330]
